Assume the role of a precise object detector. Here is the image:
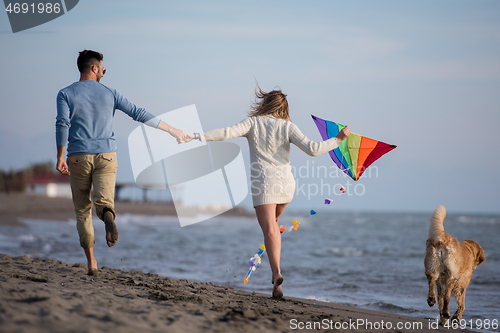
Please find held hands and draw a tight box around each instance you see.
[336,125,350,143]
[157,121,193,144]
[177,133,195,144]
[167,128,193,144]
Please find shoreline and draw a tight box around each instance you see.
[0,192,254,227]
[0,253,473,333]
[0,192,485,332]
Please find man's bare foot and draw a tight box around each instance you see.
[87,258,98,276]
[104,211,118,247]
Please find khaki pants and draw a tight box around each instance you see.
[67,152,118,248]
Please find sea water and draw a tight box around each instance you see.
[1,211,498,331]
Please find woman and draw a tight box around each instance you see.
[181,86,350,298]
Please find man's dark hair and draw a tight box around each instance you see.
[77,50,104,73]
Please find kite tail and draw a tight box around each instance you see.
[244,182,351,285]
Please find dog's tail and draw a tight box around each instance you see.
[428,205,446,240]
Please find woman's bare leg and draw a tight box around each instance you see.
[275,203,288,222]
[271,203,288,282]
[255,203,289,297]
[255,204,280,281]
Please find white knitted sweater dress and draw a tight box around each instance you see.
[201,115,339,207]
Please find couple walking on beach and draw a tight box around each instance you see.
[56,50,350,298]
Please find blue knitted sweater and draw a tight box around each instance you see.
[56,80,159,156]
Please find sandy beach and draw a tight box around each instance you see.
[0,253,474,333]
[0,193,478,332]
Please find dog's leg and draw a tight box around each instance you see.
[439,278,456,326]
[437,281,446,325]
[436,278,444,310]
[425,271,437,307]
[451,287,465,323]
[452,276,470,322]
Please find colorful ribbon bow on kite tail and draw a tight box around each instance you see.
[244,244,266,284]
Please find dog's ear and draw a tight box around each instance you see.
[464,240,486,267]
[476,247,486,266]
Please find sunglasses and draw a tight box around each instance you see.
[94,65,106,75]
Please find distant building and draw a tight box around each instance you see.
[27,173,72,198]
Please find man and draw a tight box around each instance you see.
[56,50,186,276]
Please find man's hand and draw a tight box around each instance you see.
[178,133,195,144]
[56,158,70,175]
[157,121,193,143]
[336,125,350,143]
[56,146,70,175]
[168,128,190,143]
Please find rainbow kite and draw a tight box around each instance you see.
[312,115,396,181]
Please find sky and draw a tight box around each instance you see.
[1,0,499,214]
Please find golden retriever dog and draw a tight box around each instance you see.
[424,205,485,325]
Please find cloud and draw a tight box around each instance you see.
[303,58,500,82]
[324,35,404,60]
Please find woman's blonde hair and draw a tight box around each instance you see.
[247,85,290,121]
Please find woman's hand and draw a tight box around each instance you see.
[336,125,350,143]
